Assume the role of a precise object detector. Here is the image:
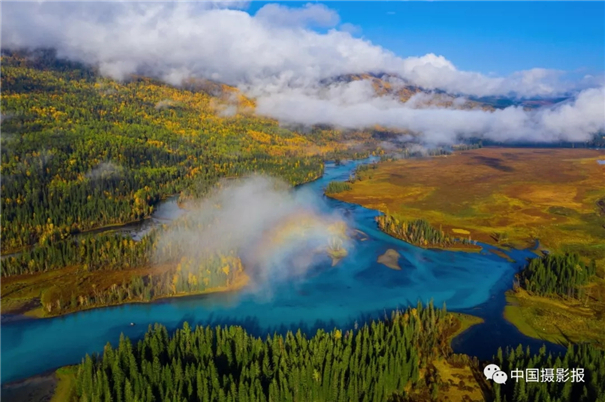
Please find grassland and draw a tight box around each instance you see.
[404,313,486,402]
[332,147,605,261]
[447,313,485,344]
[331,147,605,346]
[49,367,77,402]
[504,279,605,348]
[431,358,486,402]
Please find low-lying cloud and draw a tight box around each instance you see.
[256,83,605,144]
[86,161,123,180]
[2,2,604,144]
[154,176,349,294]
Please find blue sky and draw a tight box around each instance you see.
[248,1,605,76]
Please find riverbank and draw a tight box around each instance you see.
[327,148,605,347]
[1,366,78,402]
[504,284,605,348]
[5,311,485,402]
[447,313,485,344]
[1,370,58,402]
[1,265,250,320]
[1,155,582,385]
[329,148,605,260]
[324,194,486,253]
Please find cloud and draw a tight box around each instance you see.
[538,86,605,140]
[255,3,339,28]
[154,176,350,293]
[255,83,605,145]
[339,23,362,36]
[3,2,597,97]
[86,161,123,180]
[1,2,604,144]
[154,99,179,110]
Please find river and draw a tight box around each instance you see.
[1,158,564,384]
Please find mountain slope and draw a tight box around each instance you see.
[0,50,375,253]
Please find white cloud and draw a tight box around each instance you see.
[1,2,604,144]
[339,23,362,36]
[255,3,339,28]
[4,2,597,97]
[154,176,349,293]
[256,84,605,144]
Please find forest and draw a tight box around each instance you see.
[70,304,605,402]
[2,211,253,315]
[493,343,605,402]
[4,48,605,402]
[0,49,375,255]
[2,232,153,276]
[73,303,463,402]
[517,253,597,300]
[0,49,385,316]
[350,163,378,182]
[376,214,476,249]
[324,163,379,194]
[325,181,352,194]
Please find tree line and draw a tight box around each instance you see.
[377,214,475,248]
[73,302,461,402]
[517,253,597,299]
[38,254,245,315]
[492,343,604,402]
[325,181,352,194]
[1,233,153,276]
[351,163,378,182]
[71,303,605,402]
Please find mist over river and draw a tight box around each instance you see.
[1,158,564,383]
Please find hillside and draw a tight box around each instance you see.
[0,49,377,254]
[324,73,496,111]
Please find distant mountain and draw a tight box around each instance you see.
[323,72,573,112]
[321,73,496,111]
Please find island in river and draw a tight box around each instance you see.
[327,147,605,347]
[378,248,402,270]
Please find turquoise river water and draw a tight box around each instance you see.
[1,158,564,384]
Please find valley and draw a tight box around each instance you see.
[2,2,605,400]
[328,147,605,347]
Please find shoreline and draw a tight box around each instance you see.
[2,274,250,322]
[0,166,337,323]
[503,287,605,348]
[1,370,58,402]
[324,193,509,255]
[4,154,591,389]
[3,310,486,400]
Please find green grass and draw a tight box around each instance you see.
[448,313,484,345]
[504,287,605,348]
[51,366,77,402]
[331,148,605,260]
